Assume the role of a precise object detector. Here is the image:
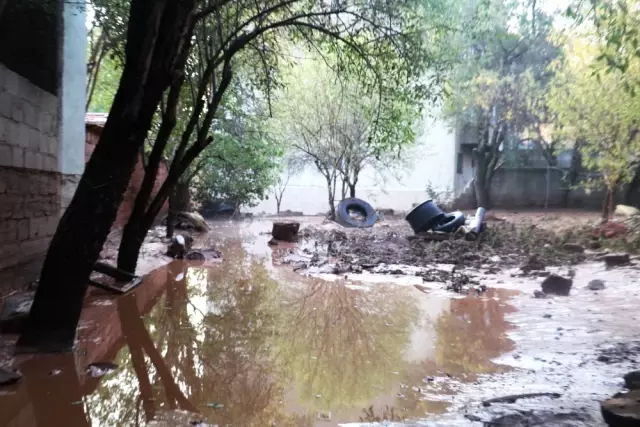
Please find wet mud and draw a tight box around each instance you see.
[0,218,639,426]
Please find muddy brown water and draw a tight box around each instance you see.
[1,219,639,426]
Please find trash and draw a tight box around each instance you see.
[587,279,606,291]
[405,200,445,233]
[167,234,191,259]
[336,198,377,228]
[86,362,118,378]
[271,221,300,242]
[615,204,640,217]
[206,403,224,409]
[541,274,573,296]
[175,272,185,281]
[434,211,466,233]
[0,367,21,386]
[467,207,486,234]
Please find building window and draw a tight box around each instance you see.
[456,152,463,174]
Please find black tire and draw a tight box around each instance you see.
[434,211,466,233]
[336,198,377,228]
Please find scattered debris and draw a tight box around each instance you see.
[271,221,300,242]
[0,293,34,334]
[587,279,606,291]
[541,274,573,296]
[0,367,21,386]
[86,362,118,378]
[520,255,546,274]
[482,392,561,407]
[167,234,192,259]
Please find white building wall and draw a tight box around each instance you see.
[249,104,457,215]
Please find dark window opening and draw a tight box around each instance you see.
[456,152,463,174]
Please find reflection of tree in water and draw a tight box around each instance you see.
[278,281,419,412]
[86,240,313,426]
[433,289,515,375]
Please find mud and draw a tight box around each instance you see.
[1,217,640,426]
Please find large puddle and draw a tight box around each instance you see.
[1,221,521,426]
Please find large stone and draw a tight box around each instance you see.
[521,256,546,273]
[541,274,573,296]
[562,243,585,253]
[166,234,193,259]
[601,390,640,427]
[615,204,640,217]
[272,221,300,242]
[176,211,210,232]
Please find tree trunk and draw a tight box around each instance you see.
[166,181,189,238]
[472,149,491,209]
[275,196,282,213]
[166,191,176,239]
[563,140,583,208]
[17,0,197,352]
[349,183,356,198]
[326,176,336,220]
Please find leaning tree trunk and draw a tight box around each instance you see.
[563,140,583,208]
[326,176,337,220]
[166,181,190,238]
[17,0,197,352]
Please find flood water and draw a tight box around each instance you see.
[0,221,520,426]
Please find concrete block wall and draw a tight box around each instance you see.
[0,64,62,271]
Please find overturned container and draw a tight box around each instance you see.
[405,200,445,234]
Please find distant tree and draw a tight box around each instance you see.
[271,154,304,213]
[443,0,561,208]
[548,34,640,218]
[273,57,422,219]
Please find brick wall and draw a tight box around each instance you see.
[0,64,62,272]
[85,126,169,227]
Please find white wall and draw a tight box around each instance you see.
[248,104,457,215]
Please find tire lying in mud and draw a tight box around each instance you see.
[336,198,377,228]
[434,211,466,233]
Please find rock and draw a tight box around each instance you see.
[615,204,640,217]
[186,251,205,262]
[0,367,21,386]
[521,256,546,273]
[533,290,548,299]
[272,221,300,242]
[541,274,573,296]
[625,371,640,390]
[603,253,631,268]
[562,243,585,253]
[176,212,210,232]
[601,390,640,427]
[587,279,606,291]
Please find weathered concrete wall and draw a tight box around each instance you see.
[452,168,636,210]
[0,64,62,271]
[0,0,86,278]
